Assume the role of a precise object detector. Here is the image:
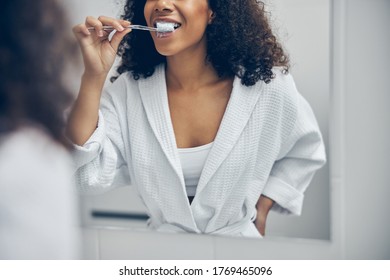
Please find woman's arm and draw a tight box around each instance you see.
[261,93,326,216]
[255,81,326,235]
[255,195,274,236]
[66,16,131,145]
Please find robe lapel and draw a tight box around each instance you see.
[137,65,263,231]
[138,65,201,231]
[137,65,186,192]
[195,77,264,195]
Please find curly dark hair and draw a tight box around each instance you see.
[0,0,76,147]
[113,0,289,86]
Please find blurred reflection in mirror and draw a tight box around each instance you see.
[0,0,80,259]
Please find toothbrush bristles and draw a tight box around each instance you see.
[156,22,175,33]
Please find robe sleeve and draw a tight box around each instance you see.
[261,93,326,215]
[71,79,131,194]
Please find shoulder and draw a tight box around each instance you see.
[109,64,164,90]
[255,68,299,117]
[0,126,73,189]
[100,72,141,113]
[0,126,72,168]
[104,72,137,98]
[265,68,299,100]
[246,68,301,141]
[103,65,163,101]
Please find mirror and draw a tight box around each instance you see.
[64,0,330,240]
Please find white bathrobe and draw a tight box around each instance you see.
[73,65,326,238]
[0,127,80,259]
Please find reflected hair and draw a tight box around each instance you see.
[113,0,289,86]
[0,0,75,147]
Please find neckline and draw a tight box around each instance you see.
[177,142,214,153]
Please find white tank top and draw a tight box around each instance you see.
[178,142,213,197]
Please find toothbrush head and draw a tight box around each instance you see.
[156,22,175,33]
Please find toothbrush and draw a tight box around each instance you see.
[87,22,174,33]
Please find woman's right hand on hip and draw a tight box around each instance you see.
[72,16,132,77]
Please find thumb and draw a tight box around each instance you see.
[110,28,132,52]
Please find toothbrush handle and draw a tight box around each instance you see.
[129,25,158,31]
[87,25,157,32]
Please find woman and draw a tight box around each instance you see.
[0,0,80,258]
[68,0,326,238]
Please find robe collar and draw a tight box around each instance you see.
[138,64,264,210]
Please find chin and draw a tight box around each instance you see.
[154,45,177,57]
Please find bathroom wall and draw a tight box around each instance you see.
[339,0,390,259]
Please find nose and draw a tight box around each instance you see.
[154,0,174,13]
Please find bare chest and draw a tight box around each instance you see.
[167,84,232,148]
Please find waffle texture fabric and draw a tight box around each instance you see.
[72,65,326,237]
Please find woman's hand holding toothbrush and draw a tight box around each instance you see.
[66,16,131,146]
[72,16,131,77]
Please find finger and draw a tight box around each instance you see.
[72,23,91,37]
[86,16,104,37]
[119,19,131,27]
[97,16,129,32]
[110,28,132,52]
